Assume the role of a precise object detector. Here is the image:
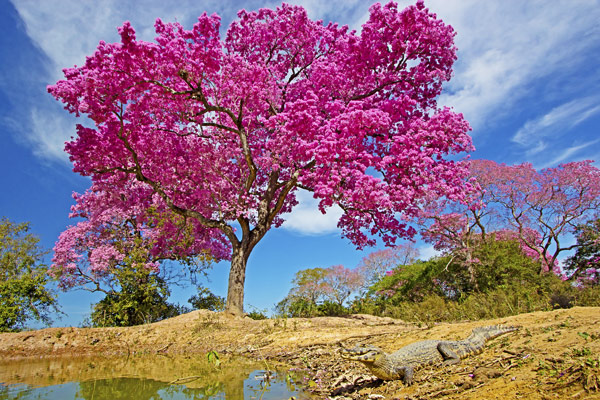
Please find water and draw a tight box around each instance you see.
[0,354,309,399]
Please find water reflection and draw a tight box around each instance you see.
[0,354,307,399]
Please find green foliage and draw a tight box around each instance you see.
[275,295,351,318]
[317,300,347,316]
[372,239,548,304]
[351,237,600,324]
[90,263,183,327]
[0,218,59,331]
[188,287,225,312]
[565,218,600,285]
[246,306,268,320]
[275,295,320,318]
[207,350,221,367]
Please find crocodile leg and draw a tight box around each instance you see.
[396,365,415,385]
[437,342,461,365]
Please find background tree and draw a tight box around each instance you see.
[470,159,600,273]
[322,264,364,307]
[49,1,474,315]
[188,286,226,311]
[564,218,600,286]
[357,244,419,290]
[275,267,328,317]
[290,267,329,304]
[0,218,59,331]
[276,264,363,317]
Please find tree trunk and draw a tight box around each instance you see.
[226,245,249,316]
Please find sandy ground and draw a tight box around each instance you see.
[1,307,599,399]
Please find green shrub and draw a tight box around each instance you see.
[188,287,225,312]
[0,218,59,331]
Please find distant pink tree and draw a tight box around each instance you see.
[48,1,473,315]
[357,244,420,288]
[423,159,600,277]
[472,159,600,274]
[322,265,364,306]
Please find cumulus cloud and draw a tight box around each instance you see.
[418,245,441,261]
[281,189,343,235]
[27,108,76,163]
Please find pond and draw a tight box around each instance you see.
[0,354,310,399]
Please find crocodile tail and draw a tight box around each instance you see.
[468,324,520,342]
[448,325,519,358]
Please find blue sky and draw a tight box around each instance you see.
[2,0,600,327]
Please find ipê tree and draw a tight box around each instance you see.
[357,244,420,290]
[469,159,600,274]
[421,159,600,279]
[48,1,474,316]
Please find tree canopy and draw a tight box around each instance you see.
[49,1,474,315]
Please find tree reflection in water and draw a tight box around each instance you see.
[0,355,307,400]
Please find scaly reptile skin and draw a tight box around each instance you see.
[340,325,519,384]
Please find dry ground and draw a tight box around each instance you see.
[1,307,599,399]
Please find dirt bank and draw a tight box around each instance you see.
[1,307,599,399]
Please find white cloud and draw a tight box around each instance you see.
[426,0,600,130]
[281,189,343,235]
[537,138,600,169]
[418,245,441,261]
[512,96,600,156]
[27,108,75,163]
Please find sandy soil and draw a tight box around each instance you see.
[1,307,599,399]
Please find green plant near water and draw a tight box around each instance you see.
[207,350,221,368]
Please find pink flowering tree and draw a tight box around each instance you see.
[49,1,474,315]
[471,159,600,274]
[422,159,600,278]
[357,243,420,289]
[322,264,365,306]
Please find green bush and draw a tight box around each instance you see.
[350,238,600,324]
[275,296,320,318]
[188,287,225,312]
[0,218,59,331]
[317,300,348,317]
[246,309,268,320]
[90,264,182,327]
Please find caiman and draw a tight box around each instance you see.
[340,325,519,385]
